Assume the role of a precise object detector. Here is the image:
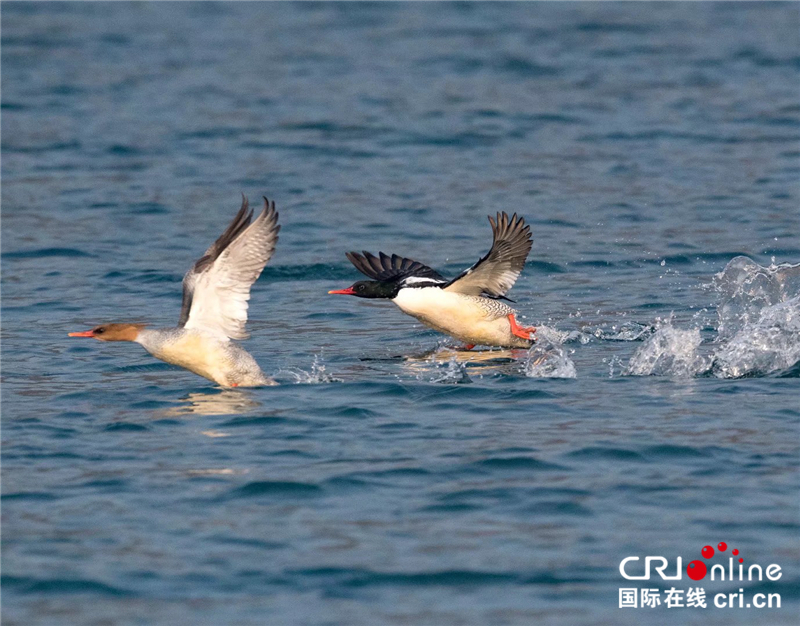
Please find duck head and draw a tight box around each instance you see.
[68,323,145,342]
[328,280,398,299]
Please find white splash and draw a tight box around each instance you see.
[710,258,800,378]
[712,295,800,378]
[429,357,472,384]
[282,355,342,384]
[524,326,577,379]
[714,256,800,341]
[625,257,800,379]
[625,324,711,378]
[598,321,655,342]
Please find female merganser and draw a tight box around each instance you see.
[69,195,280,387]
[329,212,536,349]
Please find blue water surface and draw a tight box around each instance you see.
[2,2,799,625]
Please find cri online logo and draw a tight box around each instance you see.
[620,542,782,582]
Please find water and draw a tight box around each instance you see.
[2,3,799,625]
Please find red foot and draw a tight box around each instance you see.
[508,314,536,341]
[230,383,239,387]
[463,344,475,351]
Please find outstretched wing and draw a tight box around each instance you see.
[345,251,446,284]
[444,212,532,297]
[179,195,280,340]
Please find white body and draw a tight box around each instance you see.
[392,287,532,348]
[137,328,275,387]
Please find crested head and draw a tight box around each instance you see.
[68,323,146,342]
[328,280,399,299]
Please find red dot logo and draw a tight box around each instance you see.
[718,542,727,551]
[732,549,739,556]
[687,560,707,580]
[739,558,744,563]
[701,545,714,559]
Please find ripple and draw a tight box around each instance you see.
[224,481,323,499]
[496,56,559,77]
[321,406,382,419]
[1,575,131,596]
[2,247,94,260]
[524,501,593,517]
[474,456,566,471]
[239,141,379,158]
[581,130,800,144]
[641,445,712,459]
[566,447,648,462]
[103,422,149,432]
[1,140,81,153]
[262,264,359,282]
[291,567,517,588]
[102,270,179,283]
[527,260,566,273]
[206,534,285,550]
[2,491,58,501]
[217,414,304,428]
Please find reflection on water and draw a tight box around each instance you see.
[184,468,247,476]
[405,346,527,363]
[160,390,261,417]
[401,346,530,382]
[403,342,581,380]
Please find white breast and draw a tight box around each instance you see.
[137,330,231,384]
[136,328,271,387]
[158,335,231,379]
[392,287,523,347]
[393,287,460,318]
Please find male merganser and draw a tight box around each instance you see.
[69,195,280,387]
[329,212,536,349]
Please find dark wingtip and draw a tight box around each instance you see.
[261,196,279,225]
[254,197,280,244]
[240,193,252,221]
[345,251,365,269]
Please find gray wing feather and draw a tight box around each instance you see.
[443,212,532,297]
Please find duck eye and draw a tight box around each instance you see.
[94,327,105,335]
[357,284,365,292]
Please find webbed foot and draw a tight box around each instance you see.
[508,314,536,341]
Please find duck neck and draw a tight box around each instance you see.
[134,328,169,352]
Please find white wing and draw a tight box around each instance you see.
[180,196,280,340]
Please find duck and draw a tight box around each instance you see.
[69,195,280,387]
[329,212,536,349]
